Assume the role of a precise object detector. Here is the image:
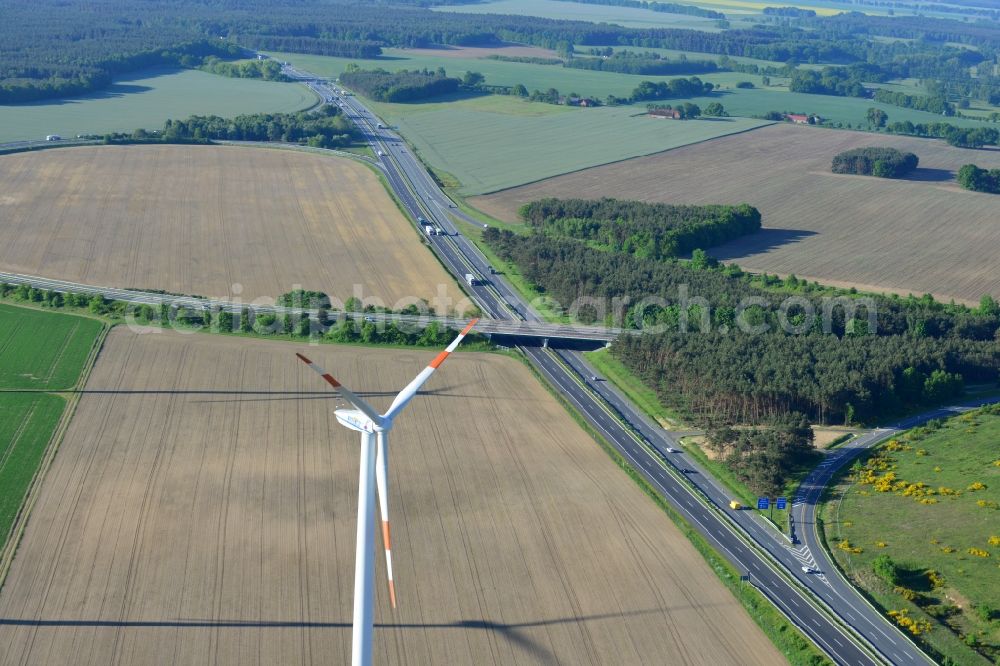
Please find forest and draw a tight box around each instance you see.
[338,67,460,102]
[831,147,919,178]
[518,198,760,259]
[957,164,1000,193]
[483,226,999,428]
[3,0,997,103]
[706,414,816,497]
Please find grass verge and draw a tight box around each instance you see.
[583,348,681,429]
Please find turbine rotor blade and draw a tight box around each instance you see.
[295,353,383,426]
[376,432,396,609]
[384,319,478,420]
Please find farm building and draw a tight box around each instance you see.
[649,108,682,119]
[786,113,820,124]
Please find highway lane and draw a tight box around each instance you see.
[288,65,942,665]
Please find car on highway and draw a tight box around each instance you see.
[801,566,816,574]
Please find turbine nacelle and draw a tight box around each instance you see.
[335,409,391,433]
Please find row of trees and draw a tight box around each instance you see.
[957,164,1000,194]
[338,67,460,102]
[550,0,724,19]
[157,106,361,148]
[198,57,287,81]
[565,50,719,76]
[0,282,476,347]
[872,89,954,116]
[831,147,919,178]
[648,102,704,118]
[885,121,1000,149]
[235,35,381,59]
[518,198,761,259]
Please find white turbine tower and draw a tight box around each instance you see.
[295,318,478,666]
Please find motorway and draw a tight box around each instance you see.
[286,67,945,665]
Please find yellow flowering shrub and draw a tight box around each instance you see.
[927,570,945,589]
[967,547,991,558]
[887,609,932,636]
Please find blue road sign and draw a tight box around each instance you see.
[757,497,769,510]
[776,497,787,510]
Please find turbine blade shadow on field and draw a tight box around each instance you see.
[709,228,818,260]
[0,607,681,661]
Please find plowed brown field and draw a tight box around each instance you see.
[0,330,783,665]
[0,145,463,310]
[473,124,1000,304]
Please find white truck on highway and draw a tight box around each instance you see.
[465,273,478,287]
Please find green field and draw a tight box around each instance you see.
[278,49,775,99]
[433,0,729,29]
[380,94,771,193]
[281,48,989,137]
[0,304,103,546]
[0,304,104,390]
[822,408,1000,664]
[0,394,65,546]
[0,67,318,144]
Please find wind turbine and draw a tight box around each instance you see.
[295,318,478,666]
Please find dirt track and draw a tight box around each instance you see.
[0,145,465,311]
[0,330,784,665]
[473,124,1000,304]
